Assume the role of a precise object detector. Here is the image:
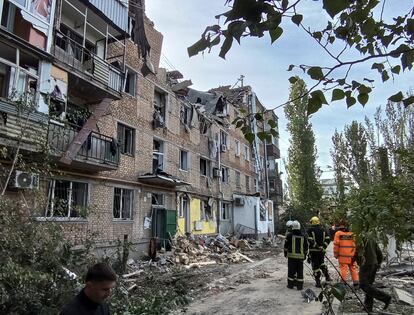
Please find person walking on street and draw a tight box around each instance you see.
[284,220,308,290]
[60,262,117,315]
[307,216,332,287]
[358,236,392,312]
[333,221,359,287]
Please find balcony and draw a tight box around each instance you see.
[48,121,119,171]
[52,31,124,100]
[266,143,280,159]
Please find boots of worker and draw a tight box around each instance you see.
[315,275,322,288]
[323,269,332,282]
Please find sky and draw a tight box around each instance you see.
[146,0,414,179]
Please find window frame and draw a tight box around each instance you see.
[179,196,188,218]
[113,187,134,220]
[245,175,250,191]
[179,149,189,171]
[117,122,135,156]
[221,202,231,221]
[200,157,211,177]
[124,67,137,96]
[243,144,250,161]
[235,171,241,188]
[45,179,89,218]
[235,140,240,156]
[220,130,228,147]
[153,138,164,172]
[221,166,229,183]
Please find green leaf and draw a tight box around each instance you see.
[187,37,210,57]
[245,132,255,143]
[291,14,303,26]
[371,62,385,73]
[388,91,404,102]
[406,18,414,35]
[307,67,324,80]
[310,90,328,105]
[381,70,390,82]
[209,35,220,47]
[391,65,401,74]
[269,27,283,44]
[235,120,244,128]
[358,93,369,106]
[254,113,264,121]
[270,128,278,137]
[402,95,414,107]
[227,21,246,44]
[281,0,289,10]
[332,89,345,101]
[312,31,322,41]
[346,96,356,108]
[307,96,322,115]
[219,36,234,59]
[287,64,295,71]
[289,76,298,84]
[323,0,349,18]
[257,131,271,142]
[268,119,277,129]
[331,283,346,302]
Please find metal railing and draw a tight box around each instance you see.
[52,31,124,93]
[48,120,119,167]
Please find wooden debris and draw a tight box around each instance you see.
[184,261,217,269]
[238,252,254,263]
[122,270,144,278]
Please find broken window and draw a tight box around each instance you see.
[0,42,39,100]
[113,188,134,220]
[221,166,229,183]
[153,138,164,173]
[200,157,211,177]
[235,171,241,188]
[180,104,191,126]
[221,202,231,221]
[46,179,88,218]
[220,131,228,147]
[117,123,135,156]
[215,97,228,117]
[179,149,189,171]
[200,200,213,221]
[245,175,250,191]
[153,89,166,128]
[179,196,188,218]
[124,67,137,96]
[152,193,164,206]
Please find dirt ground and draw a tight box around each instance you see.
[173,249,324,315]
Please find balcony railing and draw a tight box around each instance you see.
[266,143,281,159]
[48,120,119,168]
[52,31,124,93]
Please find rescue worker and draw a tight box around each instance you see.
[358,236,391,312]
[333,221,359,287]
[307,216,332,287]
[285,220,294,236]
[284,220,308,290]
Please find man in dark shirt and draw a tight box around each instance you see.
[60,263,117,315]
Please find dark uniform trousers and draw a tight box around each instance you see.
[287,258,304,290]
[359,264,391,311]
[310,251,329,278]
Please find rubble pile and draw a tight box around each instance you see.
[171,234,258,266]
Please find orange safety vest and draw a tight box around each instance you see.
[333,230,356,264]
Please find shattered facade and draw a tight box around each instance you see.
[0,0,282,250]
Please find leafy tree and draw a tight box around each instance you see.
[285,78,322,220]
[189,0,414,115]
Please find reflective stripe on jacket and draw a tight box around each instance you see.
[307,225,331,252]
[333,230,356,264]
[284,232,308,260]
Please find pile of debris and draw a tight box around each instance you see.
[171,234,256,267]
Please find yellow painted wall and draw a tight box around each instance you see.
[177,217,185,236]
[190,198,217,235]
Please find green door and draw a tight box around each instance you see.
[165,209,177,238]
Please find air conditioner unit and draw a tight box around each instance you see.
[213,168,221,178]
[194,221,204,231]
[14,171,39,189]
[234,197,245,206]
[220,144,227,152]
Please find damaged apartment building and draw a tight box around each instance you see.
[0,0,282,251]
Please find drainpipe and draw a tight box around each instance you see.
[217,130,223,235]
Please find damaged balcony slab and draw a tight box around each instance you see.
[138,173,191,188]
